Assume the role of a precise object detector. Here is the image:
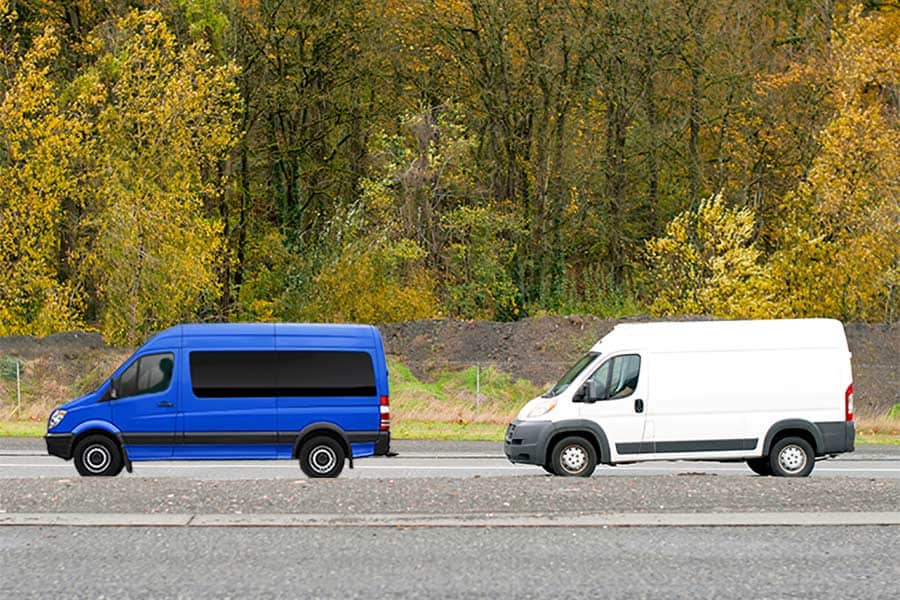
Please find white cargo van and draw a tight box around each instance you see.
[504,319,855,477]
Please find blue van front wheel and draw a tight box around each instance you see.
[299,436,346,478]
[73,434,124,477]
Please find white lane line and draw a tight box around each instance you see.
[0,463,539,471]
[3,511,900,528]
[2,462,900,473]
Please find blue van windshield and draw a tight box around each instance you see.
[542,352,599,398]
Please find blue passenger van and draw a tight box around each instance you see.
[45,323,391,478]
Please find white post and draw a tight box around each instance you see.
[475,363,481,415]
[16,359,21,419]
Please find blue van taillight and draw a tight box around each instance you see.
[380,395,390,431]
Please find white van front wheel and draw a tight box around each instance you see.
[550,436,597,477]
[769,437,815,477]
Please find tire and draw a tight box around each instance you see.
[550,436,597,477]
[746,458,772,476]
[299,436,346,478]
[769,437,815,477]
[541,463,557,475]
[73,435,124,477]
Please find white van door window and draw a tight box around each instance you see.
[589,355,640,400]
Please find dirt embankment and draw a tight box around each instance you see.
[380,317,899,417]
[0,318,896,418]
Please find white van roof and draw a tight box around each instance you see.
[591,319,848,354]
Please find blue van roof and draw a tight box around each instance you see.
[143,323,379,344]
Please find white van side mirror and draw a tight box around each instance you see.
[574,380,598,403]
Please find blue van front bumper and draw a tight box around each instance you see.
[46,433,75,460]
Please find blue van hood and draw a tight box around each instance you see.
[60,385,106,410]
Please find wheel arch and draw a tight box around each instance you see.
[763,420,823,456]
[543,420,611,465]
[292,422,352,461]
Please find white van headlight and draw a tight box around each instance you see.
[48,409,67,430]
[527,400,557,419]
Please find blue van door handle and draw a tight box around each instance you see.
[157,401,174,408]
[634,399,644,413]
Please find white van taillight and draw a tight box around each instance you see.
[380,395,391,431]
[845,384,854,421]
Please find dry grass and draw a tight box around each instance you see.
[0,350,129,421]
[855,413,900,436]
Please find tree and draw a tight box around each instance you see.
[643,194,774,318]
[769,6,900,321]
[0,27,86,335]
[82,11,240,344]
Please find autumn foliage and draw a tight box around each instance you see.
[0,1,898,343]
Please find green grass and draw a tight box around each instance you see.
[889,404,900,419]
[0,421,45,437]
[856,433,900,446]
[388,358,539,423]
[392,420,506,441]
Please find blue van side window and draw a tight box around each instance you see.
[119,353,175,398]
[188,351,376,398]
[189,351,278,398]
[278,351,375,397]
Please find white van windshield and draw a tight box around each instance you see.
[543,352,599,398]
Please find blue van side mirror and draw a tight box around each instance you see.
[108,378,119,400]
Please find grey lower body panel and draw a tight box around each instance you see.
[503,420,554,465]
[816,421,855,455]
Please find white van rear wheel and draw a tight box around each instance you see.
[769,437,815,477]
[550,436,597,477]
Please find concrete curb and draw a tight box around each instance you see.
[1,511,898,528]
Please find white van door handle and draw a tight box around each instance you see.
[634,399,644,413]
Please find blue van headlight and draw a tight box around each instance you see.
[48,409,67,430]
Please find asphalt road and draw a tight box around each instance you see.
[2,526,898,599]
[2,439,898,599]
[3,439,899,479]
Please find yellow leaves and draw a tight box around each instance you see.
[832,6,900,111]
[0,10,240,343]
[644,194,775,319]
[0,25,88,336]
[766,6,900,322]
[304,241,440,324]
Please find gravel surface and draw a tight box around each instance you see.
[1,475,897,515]
[2,526,897,599]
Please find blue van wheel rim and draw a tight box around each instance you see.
[310,446,337,473]
[84,445,111,473]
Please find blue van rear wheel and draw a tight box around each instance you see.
[299,436,345,478]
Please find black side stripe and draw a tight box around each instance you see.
[191,386,378,398]
[617,438,758,454]
[121,431,381,446]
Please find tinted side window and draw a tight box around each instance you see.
[279,351,376,397]
[588,354,641,400]
[118,360,139,398]
[118,353,174,399]
[190,351,278,398]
